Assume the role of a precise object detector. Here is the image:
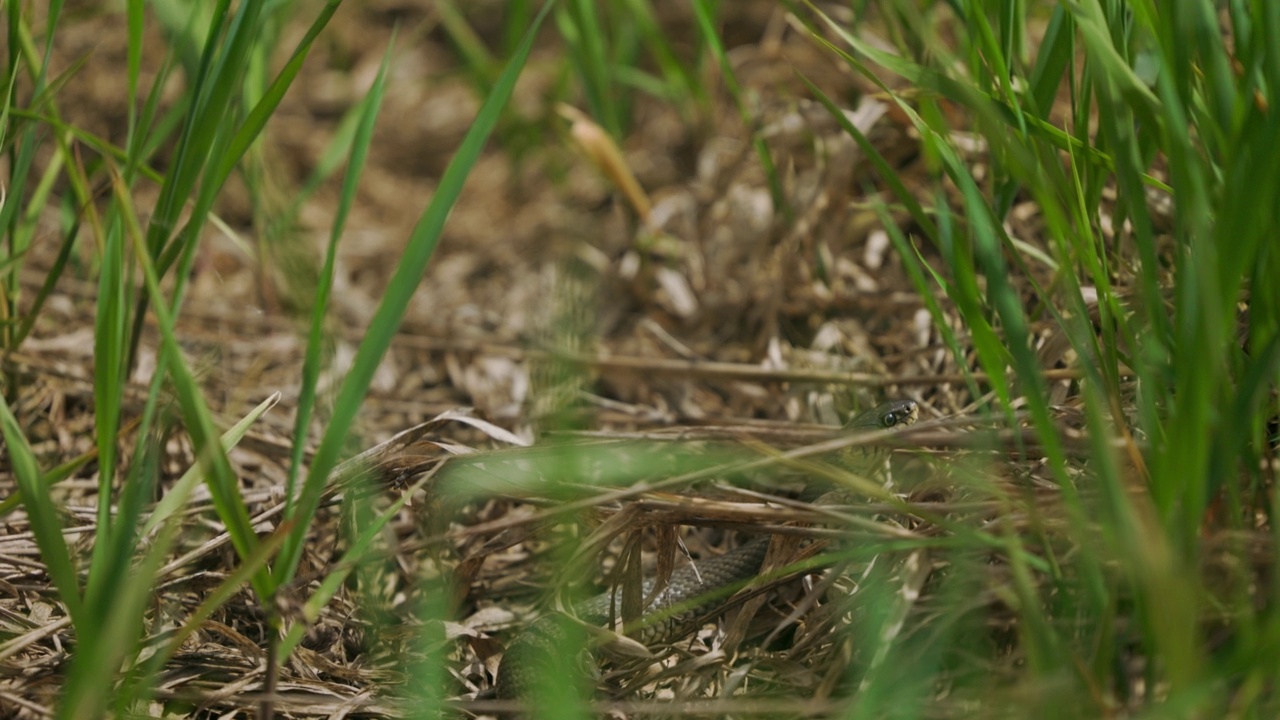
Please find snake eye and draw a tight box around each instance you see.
[881,412,900,428]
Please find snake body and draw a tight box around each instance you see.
[495,535,772,698]
[494,399,918,699]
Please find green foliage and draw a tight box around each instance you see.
[0,0,546,714]
[792,0,1280,713]
[4,0,1280,716]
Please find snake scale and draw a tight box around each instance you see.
[494,399,919,699]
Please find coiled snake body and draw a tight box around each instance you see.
[494,399,919,698]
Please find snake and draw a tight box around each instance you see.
[493,399,919,699]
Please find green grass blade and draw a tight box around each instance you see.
[209,0,342,193]
[144,393,281,536]
[126,0,255,366]
[438,0,497,93]
[620,0,707,115]
[126,0,143,137]
[118,174,273,601]
[0,398,84,626]
[557,0,620,137]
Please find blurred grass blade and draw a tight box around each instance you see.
[619,0,706,114]
[556,0,620,137]
[691,0,782,216]
[438,0,497,93]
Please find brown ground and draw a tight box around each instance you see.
[1,2,1088,717]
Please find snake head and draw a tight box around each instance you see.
[876,399,919,429]
[846,399,920,431]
